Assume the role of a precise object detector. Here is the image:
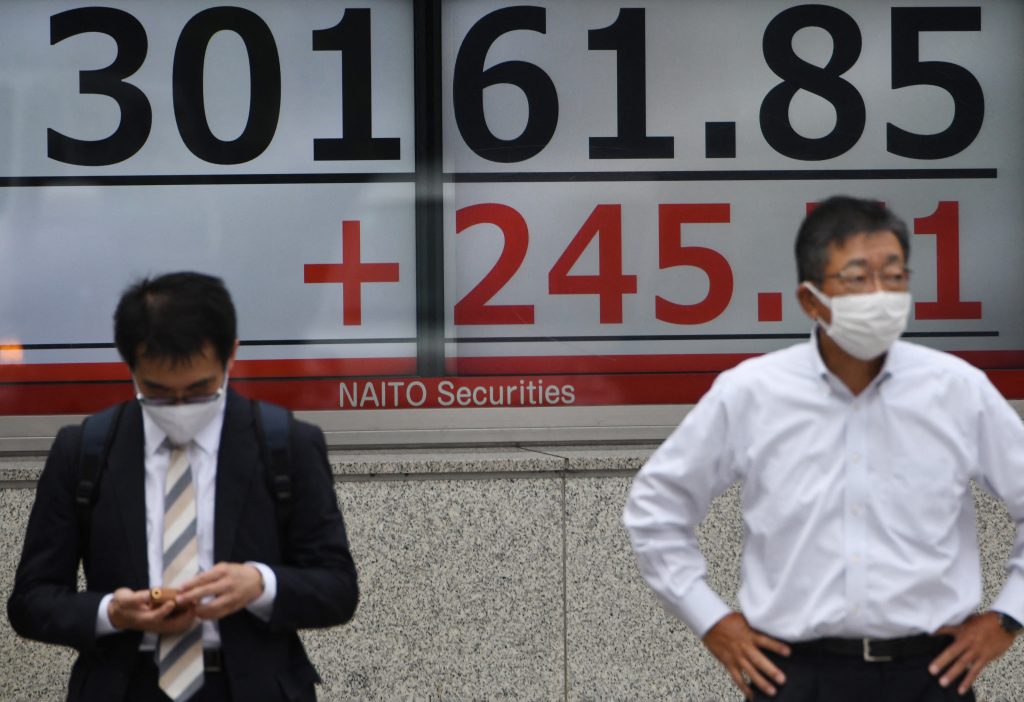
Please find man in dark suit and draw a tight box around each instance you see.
[8,272,359,702]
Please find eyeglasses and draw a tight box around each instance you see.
[136,388,223,407]
[821,264,911,294]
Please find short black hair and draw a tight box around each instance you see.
[114,272,237,369]
[795,195,910,284]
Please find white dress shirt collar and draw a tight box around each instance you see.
[809,327,896,394]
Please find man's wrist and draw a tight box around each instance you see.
[247,563,265,596]
[994,611,1023,636]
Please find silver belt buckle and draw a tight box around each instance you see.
[862,638,893,662]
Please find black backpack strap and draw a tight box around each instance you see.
[75,402,126,539]
[252,399,294,536]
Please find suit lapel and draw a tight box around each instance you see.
[214,390,259,562]
[107,401,148,587]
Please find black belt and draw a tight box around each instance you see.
[788,634,951,662]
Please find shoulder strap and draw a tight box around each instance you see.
[75,402,126,538]
[252,399,294,534]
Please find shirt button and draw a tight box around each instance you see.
[851,554,861,564]
[851,505,862,517]
[850,453,862,464]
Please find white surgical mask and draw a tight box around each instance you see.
[136,378,227,446]
[803,283,911,361]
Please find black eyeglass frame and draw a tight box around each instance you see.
[820,265,912,293]
[135,388,224,407]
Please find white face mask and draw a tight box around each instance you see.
[137,379,227,446]
[803,283,911,361]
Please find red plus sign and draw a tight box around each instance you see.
[304,221,400,325]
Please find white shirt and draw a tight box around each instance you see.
[623,333,1024,642]
[95,398,278,648]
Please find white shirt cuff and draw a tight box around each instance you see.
[991,574,1024,627]
[245,562,277,622]
[95,593,118,637]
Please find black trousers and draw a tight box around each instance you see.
[751,651,975,702]
[124,653,233,702]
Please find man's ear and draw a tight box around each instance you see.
[225,339,240,374]
[796,283,825,322]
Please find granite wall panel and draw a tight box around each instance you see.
[306,478,564,701]
[1,451,1022,701]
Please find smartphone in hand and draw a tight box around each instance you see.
[149,587,190,615]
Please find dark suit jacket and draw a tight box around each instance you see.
[7,390,359,702]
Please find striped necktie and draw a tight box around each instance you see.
[158,445,204,702]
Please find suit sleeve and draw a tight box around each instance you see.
[7,426,105,651]
[267,420,358,631]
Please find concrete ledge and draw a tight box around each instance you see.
[330,447,568,476]
[4,400,1021,453]
[0,405,693,454]
[1,445,657,481]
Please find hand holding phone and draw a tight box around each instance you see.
[150,587,190,615]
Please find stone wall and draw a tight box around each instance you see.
[2,446,1022,701]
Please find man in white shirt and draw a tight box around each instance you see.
[9,272,358,702]
[623,196,1024,701]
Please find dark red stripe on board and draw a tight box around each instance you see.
[2,352,1022,414]
[3,369,1022,415]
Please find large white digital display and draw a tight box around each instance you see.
[2,0,1021,414]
